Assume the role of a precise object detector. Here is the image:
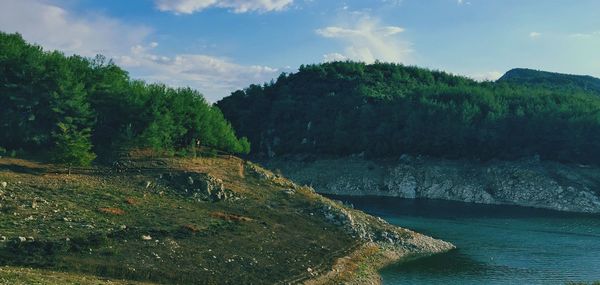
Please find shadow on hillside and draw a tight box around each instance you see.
[0,163,46,175]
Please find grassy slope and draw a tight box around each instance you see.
[0,155,359,284]
[0,266,154,285]
[0,154,452,284]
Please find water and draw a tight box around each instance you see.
[330,196,600,285]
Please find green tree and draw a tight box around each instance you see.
[52,122,96,166]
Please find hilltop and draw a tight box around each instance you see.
[0,153,452,284]
[218,61,600,165]
[498,68,600,95]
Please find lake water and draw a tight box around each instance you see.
[329,196,600,285]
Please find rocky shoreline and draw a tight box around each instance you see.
[245,161,455,284]
[263,155,600,214]
[307,192,454,285]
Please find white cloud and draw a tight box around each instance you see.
[117,43,279,101]
[322,52,348,62]
[316,16,411,63]
[529,32,542,38]
[0,0,151,57]
[155,0,293,14]
[469,71,503,81]
[0,0,279,101]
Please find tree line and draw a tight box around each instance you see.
[0,32,249,165]
[217,61,600,164]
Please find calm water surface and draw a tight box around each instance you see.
[330,196,600,285]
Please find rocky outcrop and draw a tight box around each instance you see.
[162,172,238,202]
[263,156,600,213]
[320,201,453,253]
[308,197,454,285]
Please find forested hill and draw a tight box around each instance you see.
[0,32,249,165]
[498,68,600,95]
[217,62,600,165]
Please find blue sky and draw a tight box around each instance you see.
[1,0,599,101]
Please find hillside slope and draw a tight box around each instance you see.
[0,154,452,284]
[498,68,600,95]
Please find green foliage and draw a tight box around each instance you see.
[52,122,96,166]
[217,61,600,164]
[499,68,600,95]
[0,32,249,164]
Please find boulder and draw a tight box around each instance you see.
[163,172,237,202]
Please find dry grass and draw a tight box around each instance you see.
[210,211,254,222]
[98,207,126,215]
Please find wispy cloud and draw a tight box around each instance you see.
[316,15,411,63]
[529,31,542,38]
[0,0,279,101]
[155,0,294,14]
[569,31,600,39]
[118,43,279,101]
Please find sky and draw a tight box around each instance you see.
[1,0,599,102]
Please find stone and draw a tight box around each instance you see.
[0,236,6,242]
[282,156,600,214]
[141,235,152,241]
[164,172,237,202]
[0,182,6,188]
[16,236,26,243]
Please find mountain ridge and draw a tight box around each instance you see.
[498,68,600,94]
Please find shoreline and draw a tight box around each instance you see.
[308,241,454,285]
[261,156,600,214]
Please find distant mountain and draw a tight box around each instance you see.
[498,68,600,95]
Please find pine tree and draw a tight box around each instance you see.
[52,122,96,167]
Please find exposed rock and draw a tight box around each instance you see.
[245,162,299,189]
[319,198,454,257]
[16,236,26,243]
[162,172,238,202]
[141,235,152,241]
[266,156,600,213]
[245,162,275,180]
[0,236,6,242]
[0,181,6,188]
